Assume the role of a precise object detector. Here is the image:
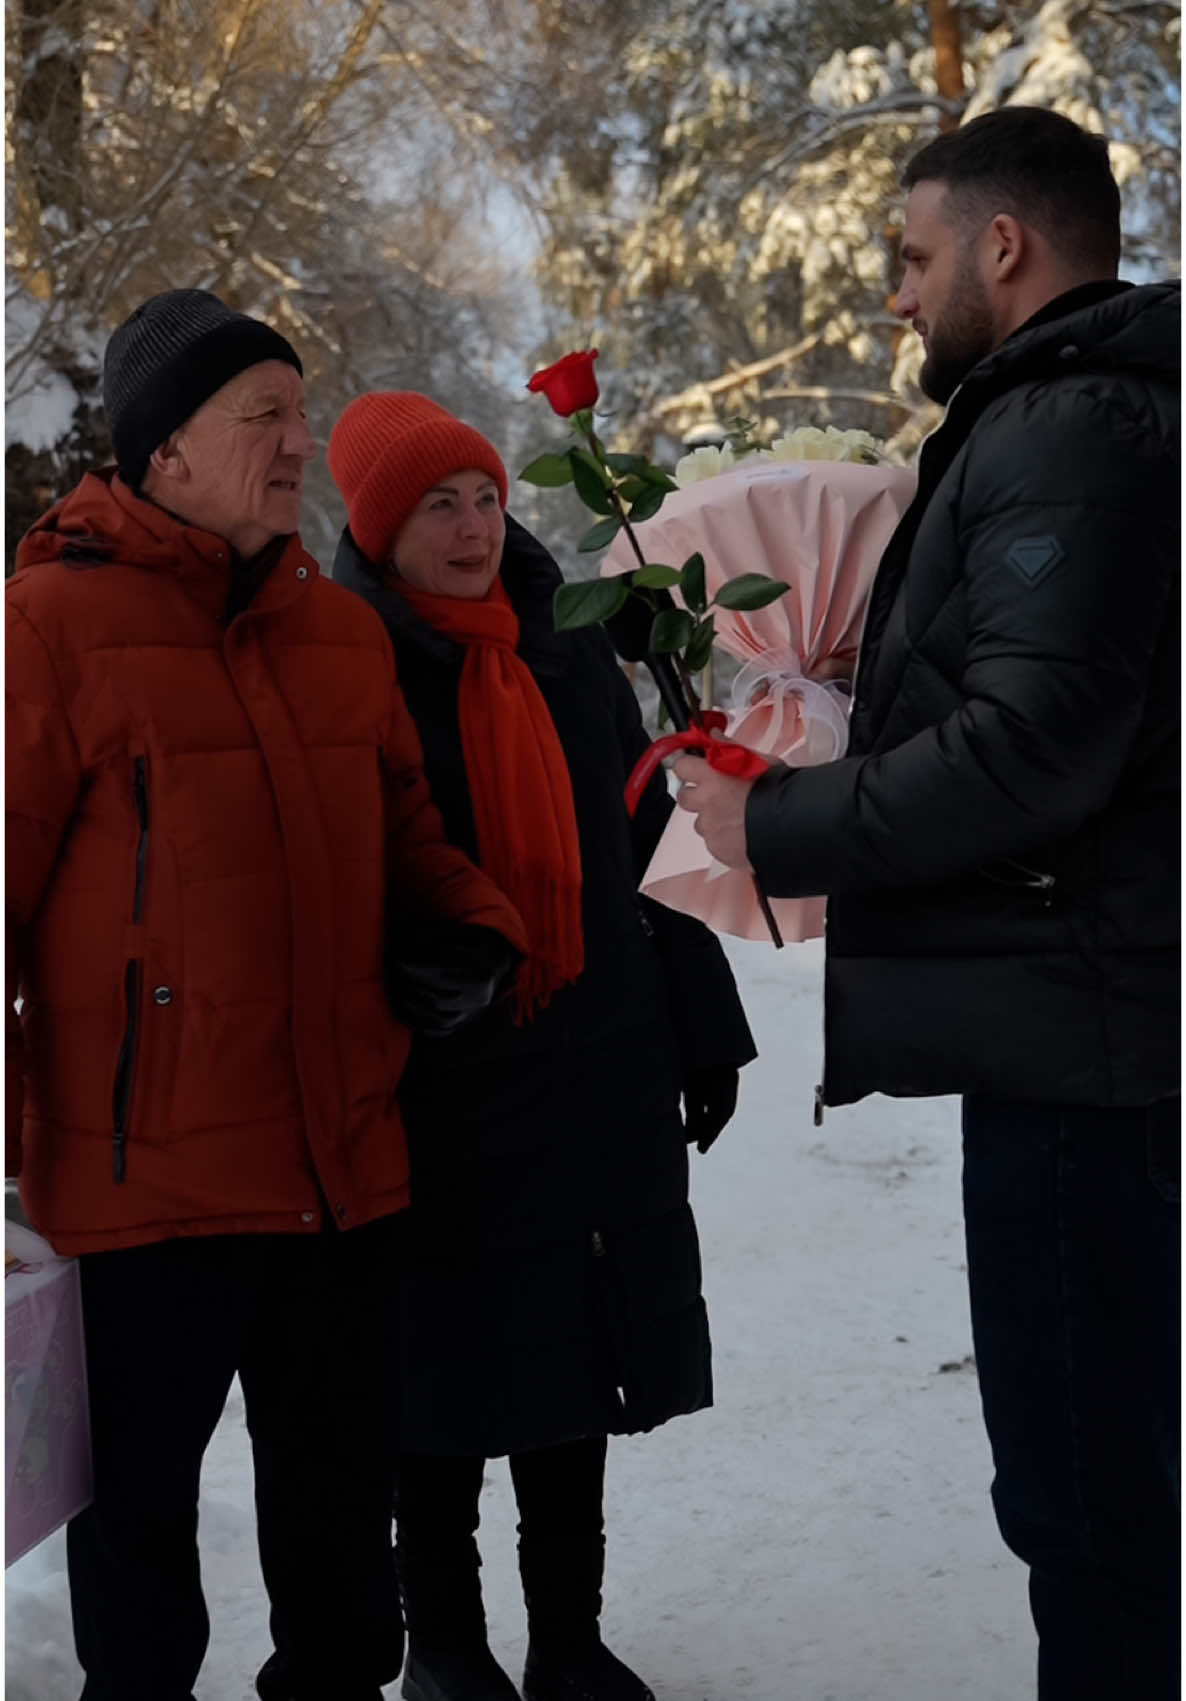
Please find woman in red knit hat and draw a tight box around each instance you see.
[328,392,756,1701]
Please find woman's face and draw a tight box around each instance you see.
[389,468,505,599]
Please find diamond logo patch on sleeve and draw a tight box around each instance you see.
[1005,535,1064,586]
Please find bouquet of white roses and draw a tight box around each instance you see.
[602,423,918,943]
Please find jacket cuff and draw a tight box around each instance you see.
[746,759,864,898]
[746,764,812,897]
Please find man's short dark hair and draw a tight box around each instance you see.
[903,106,1121,277]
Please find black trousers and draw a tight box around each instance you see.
[396,1436,609,1650]
[962,1096,1180,1700]
[67,1218,406,1701]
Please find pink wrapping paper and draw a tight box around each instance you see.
[6,1222,92,1566]
[603,458,917,942]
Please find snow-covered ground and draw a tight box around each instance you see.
[6,937,1035,1699]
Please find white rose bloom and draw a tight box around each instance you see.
[673,444,737,486]
[769,427,839,461]
[770,426,882,464]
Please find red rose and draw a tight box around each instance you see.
[527,349,600,416]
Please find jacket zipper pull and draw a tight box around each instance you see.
[813,1084,825,1127]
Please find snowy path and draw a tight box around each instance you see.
[6,938,1034,1699]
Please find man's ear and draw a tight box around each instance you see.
[983,213,1025,283]
[146,433,188,487]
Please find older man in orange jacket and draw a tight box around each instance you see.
[6,289,527,1701]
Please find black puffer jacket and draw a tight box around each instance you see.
[334,518,756,1456]
[747,281,1179,1109]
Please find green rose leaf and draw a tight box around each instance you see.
[570,445,609,481]
[519,453,576,488]
[628,483,668,523]
[605,451,653,475]
[577,514,624,553]
[680,552,707,615]
[553,578,630,630]
[631,563,682,589]
[615,475,646,504]
[712,573,791,610]
[569,449,614,515]
[638,466,678,491]
[649,608,695,653]
[684,616,717,673]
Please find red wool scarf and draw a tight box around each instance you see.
[398,576,584,1021]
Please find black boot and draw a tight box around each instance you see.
[521,1641,655,1701]
[256,1648,385,1699]
[396,1451,520,1701]
[511,1440,654,1701]
[403,1644,520,1701]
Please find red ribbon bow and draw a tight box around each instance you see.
[624,710,770,818]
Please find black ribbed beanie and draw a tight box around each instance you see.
[102,290,303,489]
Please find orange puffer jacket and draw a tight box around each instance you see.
[6,471,526,1254]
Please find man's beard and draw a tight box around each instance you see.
[919,249,996,404]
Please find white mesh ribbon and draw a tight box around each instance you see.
[726,649,852,766]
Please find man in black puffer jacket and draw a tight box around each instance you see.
[675,107,1178,1698]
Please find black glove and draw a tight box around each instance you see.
[682,1064,740,1155]
[385,919,521,1040]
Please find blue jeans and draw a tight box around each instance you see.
[962,1096,1180,1700]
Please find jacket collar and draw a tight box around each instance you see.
[1012,278,1132,337]
[905,280,1180,511]
[333,514,569,676]
[952,279,1179,417]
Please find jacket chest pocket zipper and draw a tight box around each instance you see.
[113,757,150,1183]
[112,964,141,1184]
[131,757,149,921]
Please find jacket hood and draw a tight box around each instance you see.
[13,465,320,618]
[15,467,200,574]
[333,513,569,675]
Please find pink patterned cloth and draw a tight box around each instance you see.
[6,1223,92,1566]
[603,457,917,942]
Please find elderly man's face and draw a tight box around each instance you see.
[162,361,316,556]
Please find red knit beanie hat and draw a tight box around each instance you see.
[328,391,508,566]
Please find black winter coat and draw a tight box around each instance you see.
[747,280,1179,1109]
[334,518,756,1456]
